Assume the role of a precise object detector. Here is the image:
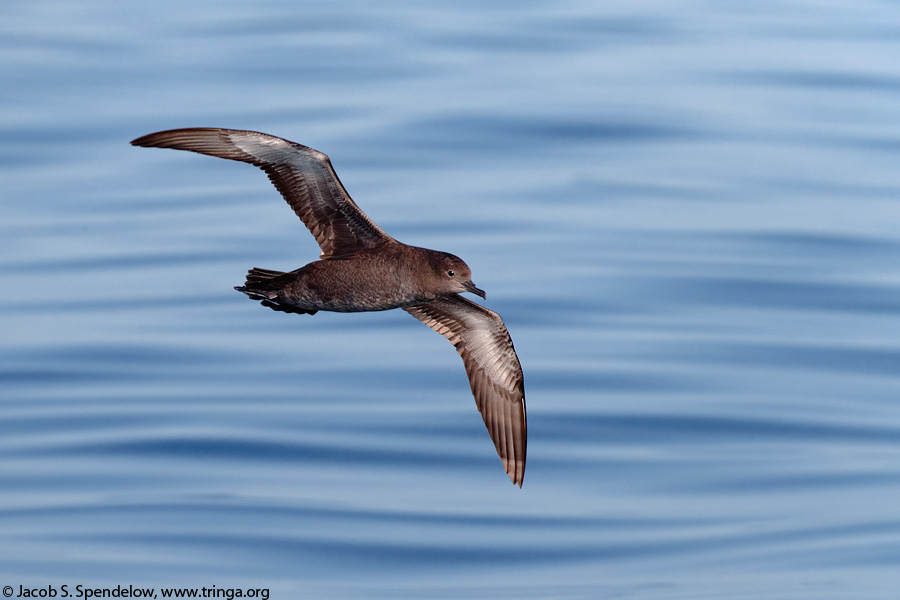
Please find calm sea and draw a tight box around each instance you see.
[3,1,900,598]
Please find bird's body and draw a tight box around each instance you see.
[243,244,480,314]
[131,128,527,486]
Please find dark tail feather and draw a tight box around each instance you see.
[234,267,317,315]
[243,267,287,289]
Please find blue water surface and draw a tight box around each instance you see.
[3,1,900,598]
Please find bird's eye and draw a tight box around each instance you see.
[447,270,455,277]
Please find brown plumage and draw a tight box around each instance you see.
[131,128,527,486]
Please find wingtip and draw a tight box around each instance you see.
[130,128,218,148]
[131,131,166,147]
[506,461,525,487]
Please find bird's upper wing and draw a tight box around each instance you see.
[404,294,526,486]
[131,128,392,259]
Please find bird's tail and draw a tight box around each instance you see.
[234,268,317,315]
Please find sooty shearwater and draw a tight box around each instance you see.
[131,128,527,486]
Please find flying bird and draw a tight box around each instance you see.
[131,128,526,486]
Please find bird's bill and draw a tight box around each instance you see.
[463,280,486,299]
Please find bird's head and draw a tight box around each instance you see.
[431,252,485,299]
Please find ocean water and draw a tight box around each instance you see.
[3,1,900,598]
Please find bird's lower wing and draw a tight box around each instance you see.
[404,294,526,486]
